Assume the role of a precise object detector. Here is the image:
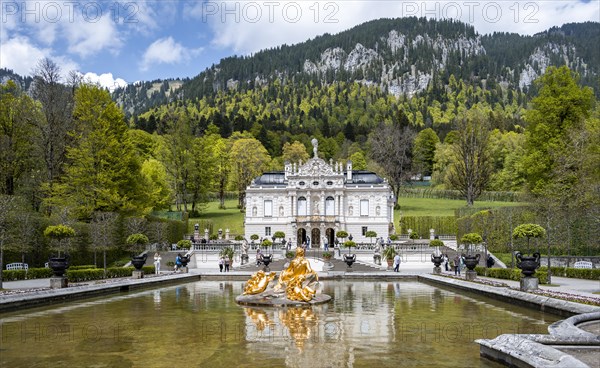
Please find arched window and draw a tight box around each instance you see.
[297,197,307,216]
[325,196,334,216]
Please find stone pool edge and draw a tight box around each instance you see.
[0,273,201,313]
[419,274,600,368]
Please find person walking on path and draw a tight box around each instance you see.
[174,253,182,272]
[153,253,162,274]
[393,253,401,272]
[218,257,224,272]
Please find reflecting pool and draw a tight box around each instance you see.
[0,281,560,367]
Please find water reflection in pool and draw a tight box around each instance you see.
[0,281,560,367]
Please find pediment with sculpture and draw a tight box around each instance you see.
[295,158,337,177]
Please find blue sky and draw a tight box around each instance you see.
[1,1,598,89]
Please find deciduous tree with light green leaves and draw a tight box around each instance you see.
[522,66,594,197]
[48,84,149,219]
[158,109,194,212]
[203,124,230,209]
[282,141,309,165]
[140,159,172,210]
[0,81,41,196]
[447,107,493,206]
[349,151,367,170]
[229,137,271,209]
[413,128,440,177]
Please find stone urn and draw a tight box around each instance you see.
[131,253,147,270]
[431,254,444,267]
[431,254,444,275]
[344,254,356,268]
[516,252,540,277]
[48,256,70,277]
[322,252,334,271]
[262,254,272,270]
[462,254,481,271]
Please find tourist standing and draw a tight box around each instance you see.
[393,253,401,272]
[256,248,263,266]
[323,236,328,251]
[153,252,162,274]
[444,254,449,271]
[486,255,495,268]
[453,255,460,275]
[224,257,230,272]
[218,257,224,272]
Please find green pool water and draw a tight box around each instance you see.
[0,280,560,367]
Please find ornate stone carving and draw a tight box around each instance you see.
[296,158,336,176]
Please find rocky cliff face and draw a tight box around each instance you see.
[301,30,486,97]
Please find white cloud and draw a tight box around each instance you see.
[63,14,122,58]
[0,35,79,78]
[81,72,128,91]
[140,36,202,71]
[202,1,600,55]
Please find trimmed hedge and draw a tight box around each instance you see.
[2,266,156,283]
[538,266,600,281]
[474,266,548,284]
[66,266,156,282]
[69,265,97,270]
[2,267,53,281]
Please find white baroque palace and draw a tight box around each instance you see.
[244,139,395,247]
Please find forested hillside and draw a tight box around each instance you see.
[113,18,599,118]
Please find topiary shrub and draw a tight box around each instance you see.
[177,239,192,249]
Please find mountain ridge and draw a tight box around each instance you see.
[110,18,599,117]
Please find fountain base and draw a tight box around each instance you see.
[235,293,331,307]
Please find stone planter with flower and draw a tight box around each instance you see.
[512,223,546,291]
[321,251,334,271]
[429,239,445,274]
[382,246,396,270]
[126,233,149,278]
[460,233,483,281]
[44,224,76,288]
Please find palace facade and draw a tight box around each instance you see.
[244,140,395,247]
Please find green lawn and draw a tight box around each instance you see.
[394,197,523,217]
[189,197,524,236]
[189,199,245,234]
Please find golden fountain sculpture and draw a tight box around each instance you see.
[237,246,330,306]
